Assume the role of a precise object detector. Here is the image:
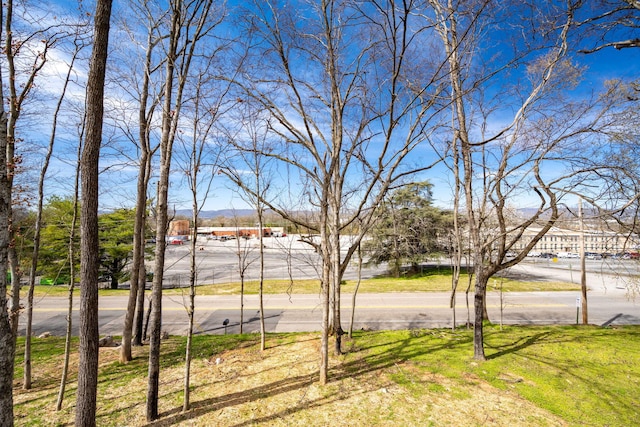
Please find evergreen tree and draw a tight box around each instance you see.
[366,182,453,277]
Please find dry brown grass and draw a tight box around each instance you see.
[13,333,566,426]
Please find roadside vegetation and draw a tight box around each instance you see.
[12,325,639,426]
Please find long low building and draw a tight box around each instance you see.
[169,224,287,239]
[512,226,640,256]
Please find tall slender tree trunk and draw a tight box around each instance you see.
[319,197,330,385]
[183,214,198,412]
[237,230,245,334]
[0,71,15,427]
[348,244,362,339]
[56,137,82,411]
[75,1,112,425]
[25,41,80,389]
[147,2,182,420]
[5,0,20,344]
[124,18,158,355]
[121,151,150,361]
[319,254,330,385]
[258,208,265,351]
[331,226,343,355]
[0,9,14,424]
[450,141,462,331]
[134,253,148,345]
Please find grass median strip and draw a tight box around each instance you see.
[25,265,580,297]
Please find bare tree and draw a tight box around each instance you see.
[146,0,219,420]
[116,0,166,363]
[24,30,88,390]
[3,0,73,341]
[573,1,640,299]
[56,120,83,411]
[173,67,228,411]
[75,0,112,425]
[576,1,640,53]
[563,81,640,299]
[227,210,257,334]
[223,108,273,345]
[429,0,635,359]
[449,133,465,330]
[0,4,14,423]
[224,0,444,384]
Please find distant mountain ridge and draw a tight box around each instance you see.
[174,209,256,219]
[174,206,592,220]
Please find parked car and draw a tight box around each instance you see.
[169,238,184,245]
[585,252,602,260]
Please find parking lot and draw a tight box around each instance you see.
[161,234,383,287]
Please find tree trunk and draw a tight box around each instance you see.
[319,268,330,385]
[473,271,488,361]
[56,139,81,411]
[0,89,15,427]
[182,198,200,412]
[110,269,118,289]
[319,206,331,385]
[258,211,266,351]
[56,279,75,411]
[183,304,194,411]
[133,266,147,345]
[124,153,149,353]
[183,222,197,412]
[8,247,19,337]
[120,183,143,360]
[25,37,79,386]
[147,1,181,419]
[3,2,18,401]
[123,13,156,355]
[22,274,34,389]
[238,234,244,334]
[75,1,112,425]
[331,232,344,356]
[348,244,363,339]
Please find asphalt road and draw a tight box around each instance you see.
[18,289,640,338]
[16,236,640,337]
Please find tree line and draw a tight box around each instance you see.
[1,0,638,425]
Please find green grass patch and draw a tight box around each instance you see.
[21,265,578,298]
[343,270,578,293]
[172,266,578,295]
[347,325,640,426]
[14,325,640,426]
[12,326,640,426]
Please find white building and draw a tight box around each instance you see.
[512,226,639,255]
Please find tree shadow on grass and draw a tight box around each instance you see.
[144,371,318,426]
[136,329,474,426]
[482,326,640,425]
[484,331,552,360]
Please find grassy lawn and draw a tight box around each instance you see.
[25,265,579,297]
[12,325,639,426]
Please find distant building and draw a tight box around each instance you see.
[513,226,639,255]
[170,224,285,239]
[168,220,190,236]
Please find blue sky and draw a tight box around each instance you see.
[10,1,640,214]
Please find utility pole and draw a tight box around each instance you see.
[579,198,588,324]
